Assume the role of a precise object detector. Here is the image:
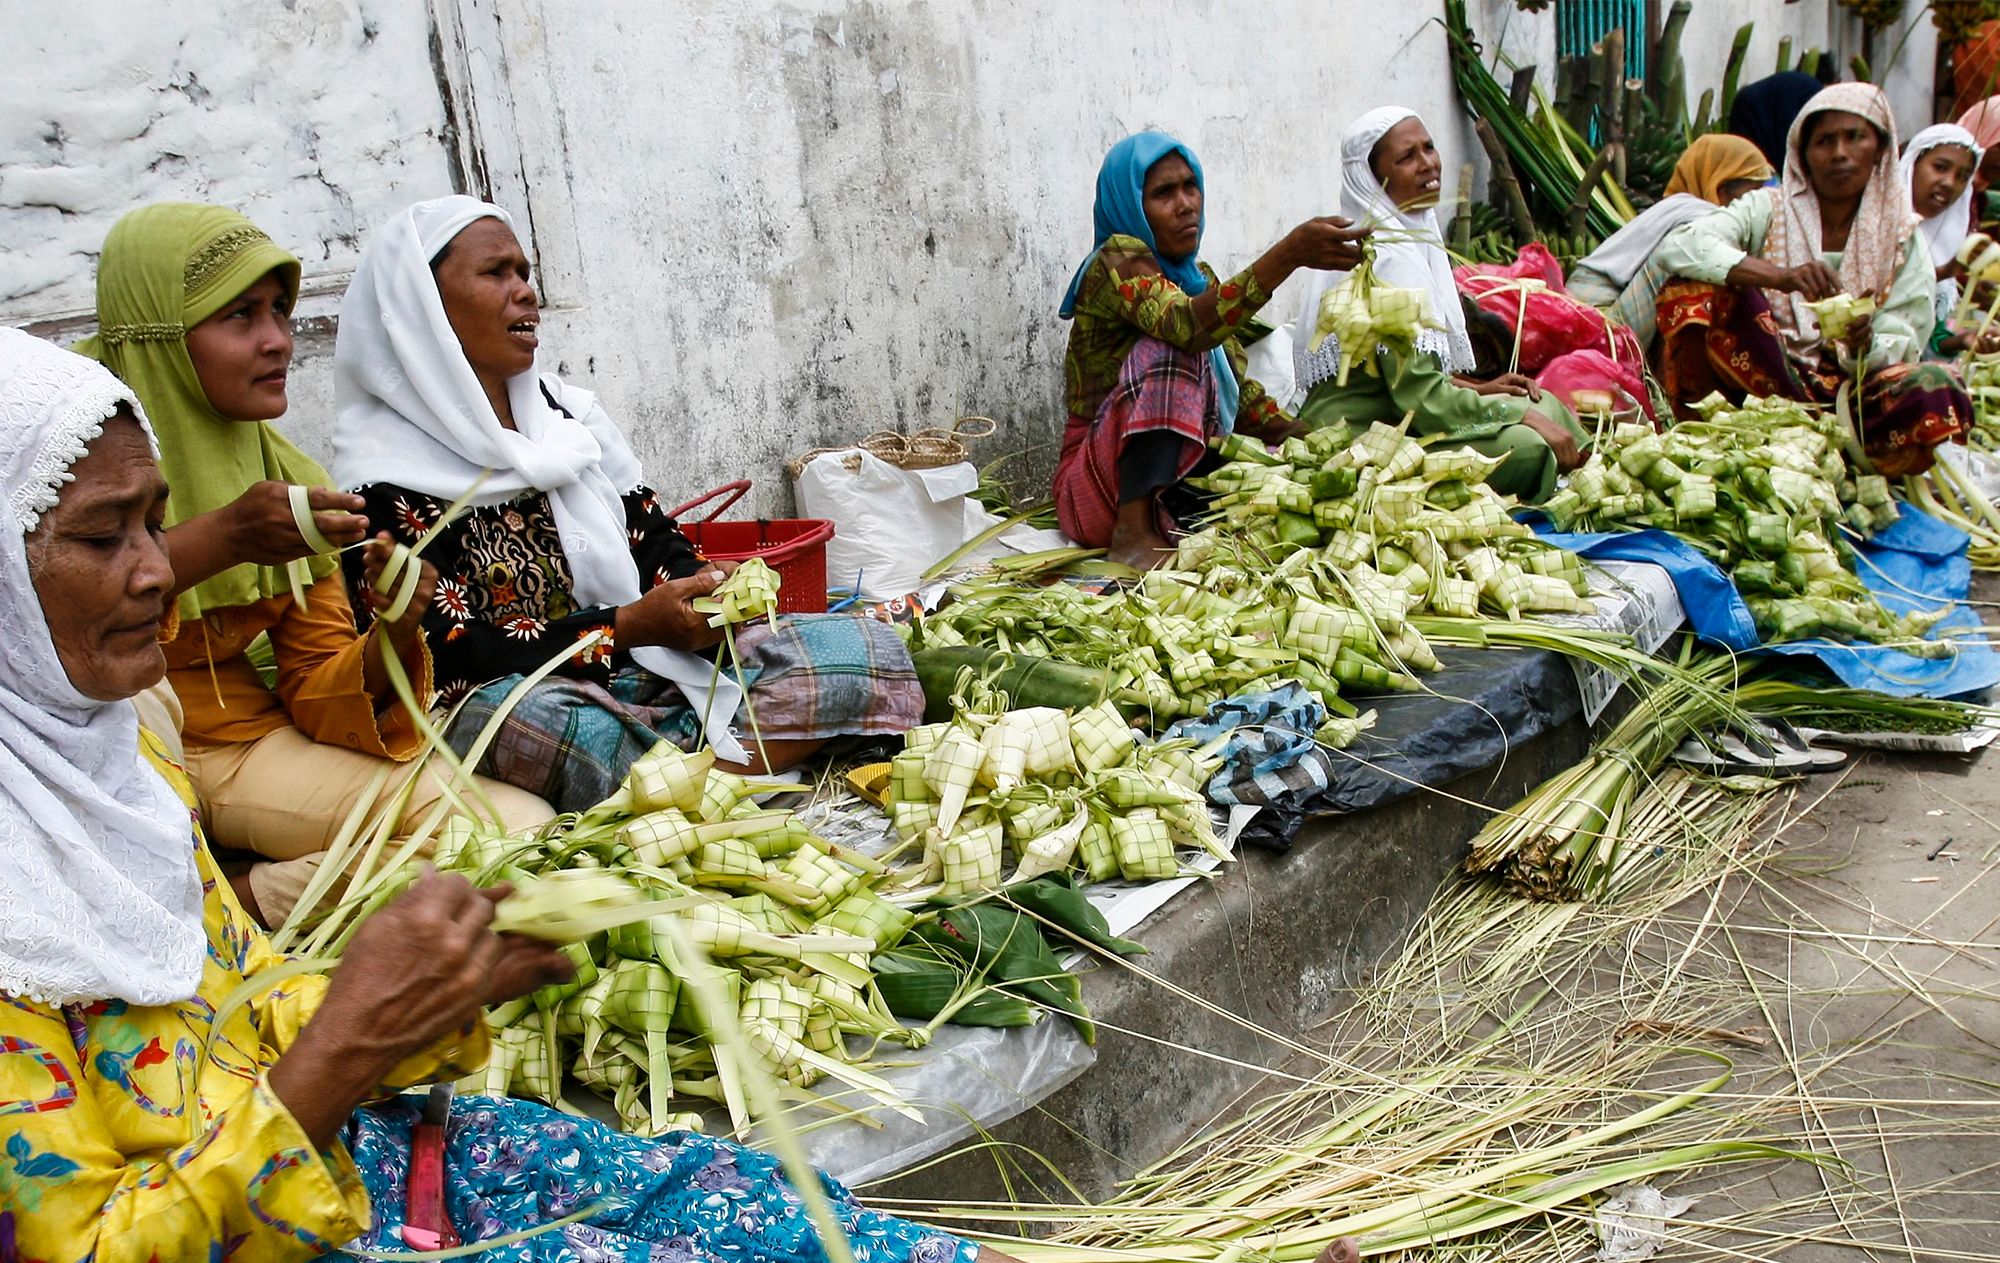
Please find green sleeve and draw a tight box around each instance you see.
[1296,347,1517,441]
[1656,189,1772,284]
[1868,236,1939,366]
[1073,237,1273,354]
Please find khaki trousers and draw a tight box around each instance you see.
[182,725,554,925]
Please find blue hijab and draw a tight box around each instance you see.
[1060,131,1239,432]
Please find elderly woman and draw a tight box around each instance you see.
[331,196,923,812]
[75,203,551,927]
[1054,131,1368,569]
[1292,108,1589,503]
[1655,84,1973,475]
[0,327,1040,1263]
[1899,124,1996,358]
[1567,134,1772,349]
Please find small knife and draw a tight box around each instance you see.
[401,1082,460,1250]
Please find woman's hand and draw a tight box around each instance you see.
[1773,260,1844,301]
[473,885,577,1006]
[1520,409,1586,472]
[269,872,523,1147]
[1839,314,1875,358]
[231,481,370,564]
[1282,217,1372,273]
[1464,372,1542,400]
[359,533,438,648]
[615,562,734,652]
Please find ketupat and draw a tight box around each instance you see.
[427,739,934,1136]
[1542,393,1949,652]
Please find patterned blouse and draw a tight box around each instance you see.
[0,732,485,1261]
[1063,232,1289,431]
[343,484,705,707]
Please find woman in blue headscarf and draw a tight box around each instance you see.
[1053,131,1367,569]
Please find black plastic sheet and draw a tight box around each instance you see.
[1235,646,1583,850]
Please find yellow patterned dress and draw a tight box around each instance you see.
[0,731,485,1262]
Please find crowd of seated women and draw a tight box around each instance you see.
[5,57,1998,1263]
[1072,78,2000,569]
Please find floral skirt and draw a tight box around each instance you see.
[1656,280,1972,477]
[337,1094,977,1263]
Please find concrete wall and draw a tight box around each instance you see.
[0,0,456,317]
[0,1,1933,516]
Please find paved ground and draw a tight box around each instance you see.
[1664,745,2000,1261]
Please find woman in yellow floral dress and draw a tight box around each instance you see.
[0,328,1030,1263]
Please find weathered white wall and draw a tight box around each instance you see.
[450,0,1493,512]
[0,0,1932,517]
[0,0,457,317]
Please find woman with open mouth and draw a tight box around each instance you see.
[1655,83,1973,476]
[1291,107,1590,506]
[73,203,553,928]
[330,196,925,812]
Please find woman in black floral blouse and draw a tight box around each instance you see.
[332,196,922,812]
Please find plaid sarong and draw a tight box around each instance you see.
[445,614,922,812]
[1054,334,1217,547]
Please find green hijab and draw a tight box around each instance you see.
[74,202,335,621]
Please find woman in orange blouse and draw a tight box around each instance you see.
[77,203,552,926]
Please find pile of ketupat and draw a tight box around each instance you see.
[915,417,1610,740]
[1541,393,1949,651]
[887,668,1228,895]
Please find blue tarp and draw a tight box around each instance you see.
[1536,504,1998,698]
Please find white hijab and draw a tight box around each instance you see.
[0,328,205,1008]
[332,197,746,761]
[1295,106,1477,392]
[1900,124,1983,270]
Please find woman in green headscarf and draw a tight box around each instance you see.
[77,203,552,926]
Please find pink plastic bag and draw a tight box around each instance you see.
[1454,243,1644,375]
[1535,348,1657,422]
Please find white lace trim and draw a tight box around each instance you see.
[1295,328,1463,393]
[1,350,153,532]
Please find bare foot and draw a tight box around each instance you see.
[1315,1240,1361,1263]
[1108,497,1174,571]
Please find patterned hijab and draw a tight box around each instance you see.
[0,328,205,1008]
[73,203,336,621]
[1060,132,1239,432]
[1762,84,1915,351]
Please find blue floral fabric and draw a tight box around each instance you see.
[337,1094,977,1263]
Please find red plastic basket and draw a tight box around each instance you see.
[667,480,834,615]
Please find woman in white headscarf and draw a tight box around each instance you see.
[333,197,924,812]
[1292,107,1588,504]
[1656,83,1972,475]
[1898,123,1996,358]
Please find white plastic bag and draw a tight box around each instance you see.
[792,450,979,600]
[1245,321,1303,414]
